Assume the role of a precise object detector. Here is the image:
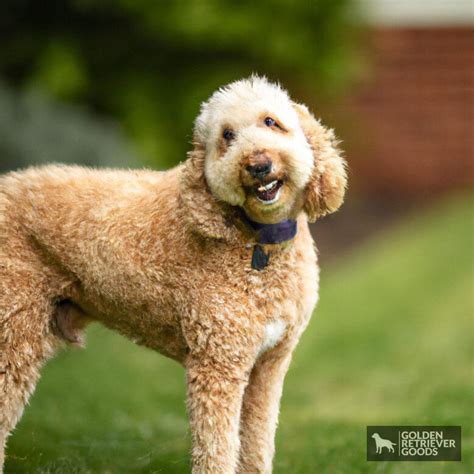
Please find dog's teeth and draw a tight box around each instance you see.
[263,180,277,191]
[256,180,278,193]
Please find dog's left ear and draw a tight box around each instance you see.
[293,102,347,222]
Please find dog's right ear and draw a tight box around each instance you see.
[180,140,237,241]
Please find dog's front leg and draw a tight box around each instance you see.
[237,341,294,473]
[186,352,252,474]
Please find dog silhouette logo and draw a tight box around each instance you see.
[372,433,397,454]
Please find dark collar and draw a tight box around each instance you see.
[237,210,297,271]
[238,210,297,245]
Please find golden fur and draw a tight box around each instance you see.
[0,76,346,473]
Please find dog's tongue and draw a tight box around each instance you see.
[257,188,277,201]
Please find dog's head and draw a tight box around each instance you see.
[181,77,347,237]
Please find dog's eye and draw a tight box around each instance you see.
[223,129,235,141]
[264,117,276,127]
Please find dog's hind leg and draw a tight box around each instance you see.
[0,267,62,472]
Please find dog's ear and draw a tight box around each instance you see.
[293,102,347,222]
[180,140,237,241]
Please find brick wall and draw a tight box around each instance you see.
[342,27,473,198]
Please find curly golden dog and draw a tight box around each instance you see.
[0,76,346,473]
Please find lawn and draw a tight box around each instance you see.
[6,193,473,473]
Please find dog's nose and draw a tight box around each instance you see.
[246,161,272,180]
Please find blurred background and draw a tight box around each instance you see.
[1,1,472,472]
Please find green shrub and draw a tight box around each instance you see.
[0,83,141,172]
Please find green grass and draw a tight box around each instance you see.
[6,193,473,473]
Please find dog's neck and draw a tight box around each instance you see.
[237,209,297,271]
[237,209,297,245]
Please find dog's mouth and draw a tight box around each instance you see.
[253,179,283,205]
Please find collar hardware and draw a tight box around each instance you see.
[251,244,270,271]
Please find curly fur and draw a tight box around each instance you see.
[0,76,346,473]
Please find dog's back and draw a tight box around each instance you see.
[1,164,178,275]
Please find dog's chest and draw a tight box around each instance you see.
[259,318,287,356]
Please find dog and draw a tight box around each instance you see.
[0,76,346,473]
[372,433,397,454]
